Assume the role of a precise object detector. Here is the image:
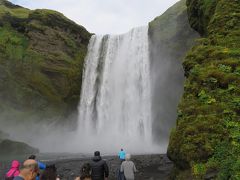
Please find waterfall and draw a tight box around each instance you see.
[77,26,160,154]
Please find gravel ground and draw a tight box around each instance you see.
[0,154,173,180]
[53,154,173,180]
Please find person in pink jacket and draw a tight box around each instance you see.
[5,160,20,178]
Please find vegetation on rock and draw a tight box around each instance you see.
[0,139,39,155]
[149,0,199,59]
[168,0,240,179]
[0,0,91,124]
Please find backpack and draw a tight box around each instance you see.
[5,170,16,180]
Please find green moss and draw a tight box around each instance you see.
[192,163,207,179]
[168,0,240,179]
[0,1,91,122]
[0,5,29,19]
[29,9,69,23]
[149,0,199,60]
[186,0,217,35]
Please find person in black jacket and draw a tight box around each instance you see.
[90,151,109,180]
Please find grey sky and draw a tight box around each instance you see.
[10,0,180,34]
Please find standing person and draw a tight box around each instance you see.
[28,155,46,180]
[118,149,126,162]
[13,159,39,180]
[89,151,109,180]
[120,154,137,180]
[117,149,126,180]
[5,160,20,179]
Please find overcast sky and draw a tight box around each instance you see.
[10,0,180,35]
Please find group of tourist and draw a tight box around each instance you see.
[4,149,137,180]
[4,154,58,180]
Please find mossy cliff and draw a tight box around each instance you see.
[0,139,39,155]
[0,0,91,123]
[149,0,199,60]
[168,0,240,179]
[148,0,199,144]
[0,129,39,155]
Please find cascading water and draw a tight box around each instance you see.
[77,26,160,154]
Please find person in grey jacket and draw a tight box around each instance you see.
[120,154,137,180]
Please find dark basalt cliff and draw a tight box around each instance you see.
[168,0,240,179]
[148,0,199,146]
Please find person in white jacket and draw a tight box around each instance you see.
[120,154,137,180]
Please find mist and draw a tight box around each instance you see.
[149,40,185,145]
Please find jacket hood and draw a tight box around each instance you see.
[92,156,102,162]
[11,160,20,168]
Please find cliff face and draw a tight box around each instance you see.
[149,0,199,60]
[148,0,199,145]
[168,0,240,179]
[0,0,91,124]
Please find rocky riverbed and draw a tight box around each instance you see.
[53,154,173,180]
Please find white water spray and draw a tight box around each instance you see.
[77,27,160,154]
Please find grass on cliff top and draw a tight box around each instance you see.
[0,0,68,20]
[31,9,70,22]
[0,3,30,18]
[0,0,88,34]
[149,0,187,41]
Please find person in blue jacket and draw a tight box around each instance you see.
[28,155,46,180]
[117,149,126,180]
[118,148,126,162]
